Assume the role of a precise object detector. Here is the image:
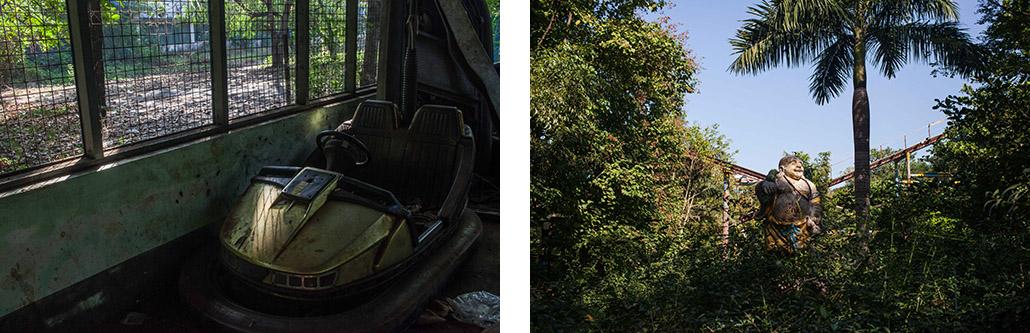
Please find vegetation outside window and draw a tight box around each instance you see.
[0,0,82,175]
[97,0,214,147]
[356,0,380,87]
[226,0,297,119]
[0,0,382,181]
[310,0,349,99]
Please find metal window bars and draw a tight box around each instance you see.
[0,0,380,179]
[0,0,83,175]
[226,0,296,119]
[309,0,348,99]
[94,0,214,147]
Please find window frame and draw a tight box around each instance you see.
[0,0,380,193]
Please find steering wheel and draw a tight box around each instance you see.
[316,130,371,168]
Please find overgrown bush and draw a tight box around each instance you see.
[537,184,1030,331]
[932,0,1030,228]
[530,0,1030,331]
[310,53,347,96]
[530,0,730,329]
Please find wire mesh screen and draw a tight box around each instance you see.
[227,0,296,119]
[0,1,83,175]
[356,0,380,87]
[310,0,347,99]
[96,0,213,148]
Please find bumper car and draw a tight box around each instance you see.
[179,100,481,332]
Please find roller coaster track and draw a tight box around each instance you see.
[714,159,766,183]
[687,152,766,183]
[708,133,945,227]
[827,133,944,187]
[703,133,945,187]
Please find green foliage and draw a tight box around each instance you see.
[0,0,118,84]
[931,0,1030,227]
[310,52,347,96]
[531,0,671,51]
[538,187,1029,332]
[0,0,67,53]
[530,0,731,329]
[486,0,499,60]
[310,0,346,58]
[216,0,291,40]
[531,1,1030,331]
[0,0,117,53]
[729,0,980,103]
[535,176,1030,331]
[728,0,981,226]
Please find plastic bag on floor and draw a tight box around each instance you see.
[448,291,499,328]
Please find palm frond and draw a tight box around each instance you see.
[729,0,846,75]
[867,26,908,78]
[778,0,850,30]
[871,0,960,26]
[890,21,984,76]
[809,36,854,104]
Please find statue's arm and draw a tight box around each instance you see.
[807,179,823,223]
[809,179,822,205]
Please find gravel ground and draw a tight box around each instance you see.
[0,63,293,175]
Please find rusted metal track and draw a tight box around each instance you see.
[720,161,766,183]
[828,134,944,187]
[688,152,766,183]
[694,133,945,230]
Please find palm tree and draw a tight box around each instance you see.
[729,0,980,248]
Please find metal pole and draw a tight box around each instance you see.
[721,172,730,254]
[345,0,358,92]
[904,135,911,184]
[296,0,310,104]
[210,0,229,126]
[375,0,392,100]
[66,0,104,159]
[893,160,900,197]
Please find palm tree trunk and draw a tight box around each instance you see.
[852,43,871,254]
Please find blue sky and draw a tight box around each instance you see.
[645,1,986,176]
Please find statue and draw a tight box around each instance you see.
[755,155,822,254]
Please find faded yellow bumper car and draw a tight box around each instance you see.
[180,100,481,332]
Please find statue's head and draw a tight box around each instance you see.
[778,155,805,181]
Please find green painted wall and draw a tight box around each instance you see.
[0,98,363,317]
